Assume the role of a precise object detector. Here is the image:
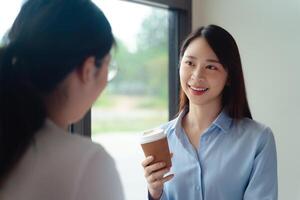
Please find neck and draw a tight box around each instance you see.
[47,113,69,131]
[184,102,222,133]
[44,92,69,131]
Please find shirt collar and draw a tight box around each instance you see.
[170,107,188,131]
[170,107,233,134]
[212,108,233,133]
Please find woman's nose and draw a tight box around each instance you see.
[191,66,204,80]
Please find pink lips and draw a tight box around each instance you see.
[188,85,209,96]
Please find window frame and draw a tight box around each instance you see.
[71,0,192,136]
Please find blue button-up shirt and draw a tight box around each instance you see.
[154,108,277,200]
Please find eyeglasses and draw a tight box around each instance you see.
[107,60,118,82]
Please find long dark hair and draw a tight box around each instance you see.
[179,25,252,119]
[0,0,114,183]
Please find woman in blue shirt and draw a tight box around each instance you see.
[142,25,277,200]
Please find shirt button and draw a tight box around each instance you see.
[195,186,201,190]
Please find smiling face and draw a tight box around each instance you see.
[179,37,228,109]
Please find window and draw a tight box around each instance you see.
[87,1,191,199]
[91,1,169,199]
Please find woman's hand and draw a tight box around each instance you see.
[141,155,174,200]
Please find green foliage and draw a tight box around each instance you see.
[137,9,168,51]
[108,9,169,101]
[92,9,170,135]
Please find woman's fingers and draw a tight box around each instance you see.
[142,155,174,190]
[150,173,174,190]
[161,174,174,183]
[144,162,166,177]
[147,167,170,182]
[141,156,154,168]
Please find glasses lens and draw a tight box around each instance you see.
[107,61,118,82]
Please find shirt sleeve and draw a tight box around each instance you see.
[148,190,167,200]
[75,147,125,200]
[243,127,278,200]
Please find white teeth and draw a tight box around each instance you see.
[190,86,208,91]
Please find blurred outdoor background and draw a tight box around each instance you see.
[91,1,169,199]
[91,1,168,135]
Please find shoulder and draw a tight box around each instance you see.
[55,135,124,199]
[61,134,115,168]
[235,118,272,134]
[64,133,108,155]
[9,121,123,200]
[35,121,114,169]
[158,117,178,136]
[70,138,124,200]
[44,130,123,199]
[236,117,265,129]
[233,118,275,146]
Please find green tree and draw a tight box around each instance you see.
[108,9,169,101]
[137,9,168,51]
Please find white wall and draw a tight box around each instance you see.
[192,0,300,199]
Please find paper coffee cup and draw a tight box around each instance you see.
[140,128,171,168]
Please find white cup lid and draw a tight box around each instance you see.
[140,128,166,144]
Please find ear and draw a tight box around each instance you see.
[76,56,96,83]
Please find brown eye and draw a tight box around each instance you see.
[185,61,194,66]
[206,65,217,70]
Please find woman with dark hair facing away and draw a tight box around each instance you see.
[0,0,124,199]
[142,25,277,200]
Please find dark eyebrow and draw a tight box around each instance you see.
[206,59,220,63]
[184,55,197,60]
[184,56,220,63]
